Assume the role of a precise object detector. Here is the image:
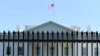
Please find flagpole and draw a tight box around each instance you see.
[52,4,55,20]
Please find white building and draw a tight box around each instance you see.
[0,21,99,56]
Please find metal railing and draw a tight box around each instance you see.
[0,31,100,56]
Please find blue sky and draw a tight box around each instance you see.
[0,0,100,32]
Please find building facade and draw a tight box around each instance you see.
[0,21,99,56]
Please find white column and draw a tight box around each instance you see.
[58,43,61,56]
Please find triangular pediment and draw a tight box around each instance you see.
[25,21,74,32]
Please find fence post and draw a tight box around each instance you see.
[76,31,78,56]
[13,31,15,56]
[71,31,74,56]
[86,32,88,56]
[57,31,59,56]
[3,31,5,56]
[96,32,98,56]
[22,31,24,56]
[42,31,44,56]
[51,31,54,56]
[81,31,83,56]
[17,31,19,56]
[8,31,10,56]
[47,31,49,56]
[27,31,29,56]
[91,31,93,56]
[32,31,34,56]
[37,31,39,56]
[66,31,68,56]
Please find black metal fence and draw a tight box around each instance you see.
[0,31,100,56]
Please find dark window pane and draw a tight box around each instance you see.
[95,48,98,56]
[36,46,40,56]
[83,47,87,56]
[6,47,11,55]
[50,47,54,56]
[18,47,23,55]
[64,47,68,56]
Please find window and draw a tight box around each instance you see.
[18,47,23,55]
[6,47,11,55]
[83,47,87,56]
[64,47,68,56]
[50,47,54,56]
[94,48,98,56]
[36,46,40,56]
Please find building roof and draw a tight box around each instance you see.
[24,21,75,32]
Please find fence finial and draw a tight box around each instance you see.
[76,31,78,35]
[86,31,88,37]
[91,31,93,36]
[37,31,39,40]
[8,31,10,35]
[81,31,83,36]
[57,31,59,35]
[95,31,98,40]
[71,31,74,35]
[3,31,6,39]
[3,31,6,34]
[13,31,15,37]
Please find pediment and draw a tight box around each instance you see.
[26,21,74,32]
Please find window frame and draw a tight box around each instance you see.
[36,46,40,56]
[50,47,54,56]
[18,46,23,55]
[6,46,11,55]
[94,47,98,56]
[83,47,87,56]
[64,47,68,56]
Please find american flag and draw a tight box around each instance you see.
[48,4,54,9]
